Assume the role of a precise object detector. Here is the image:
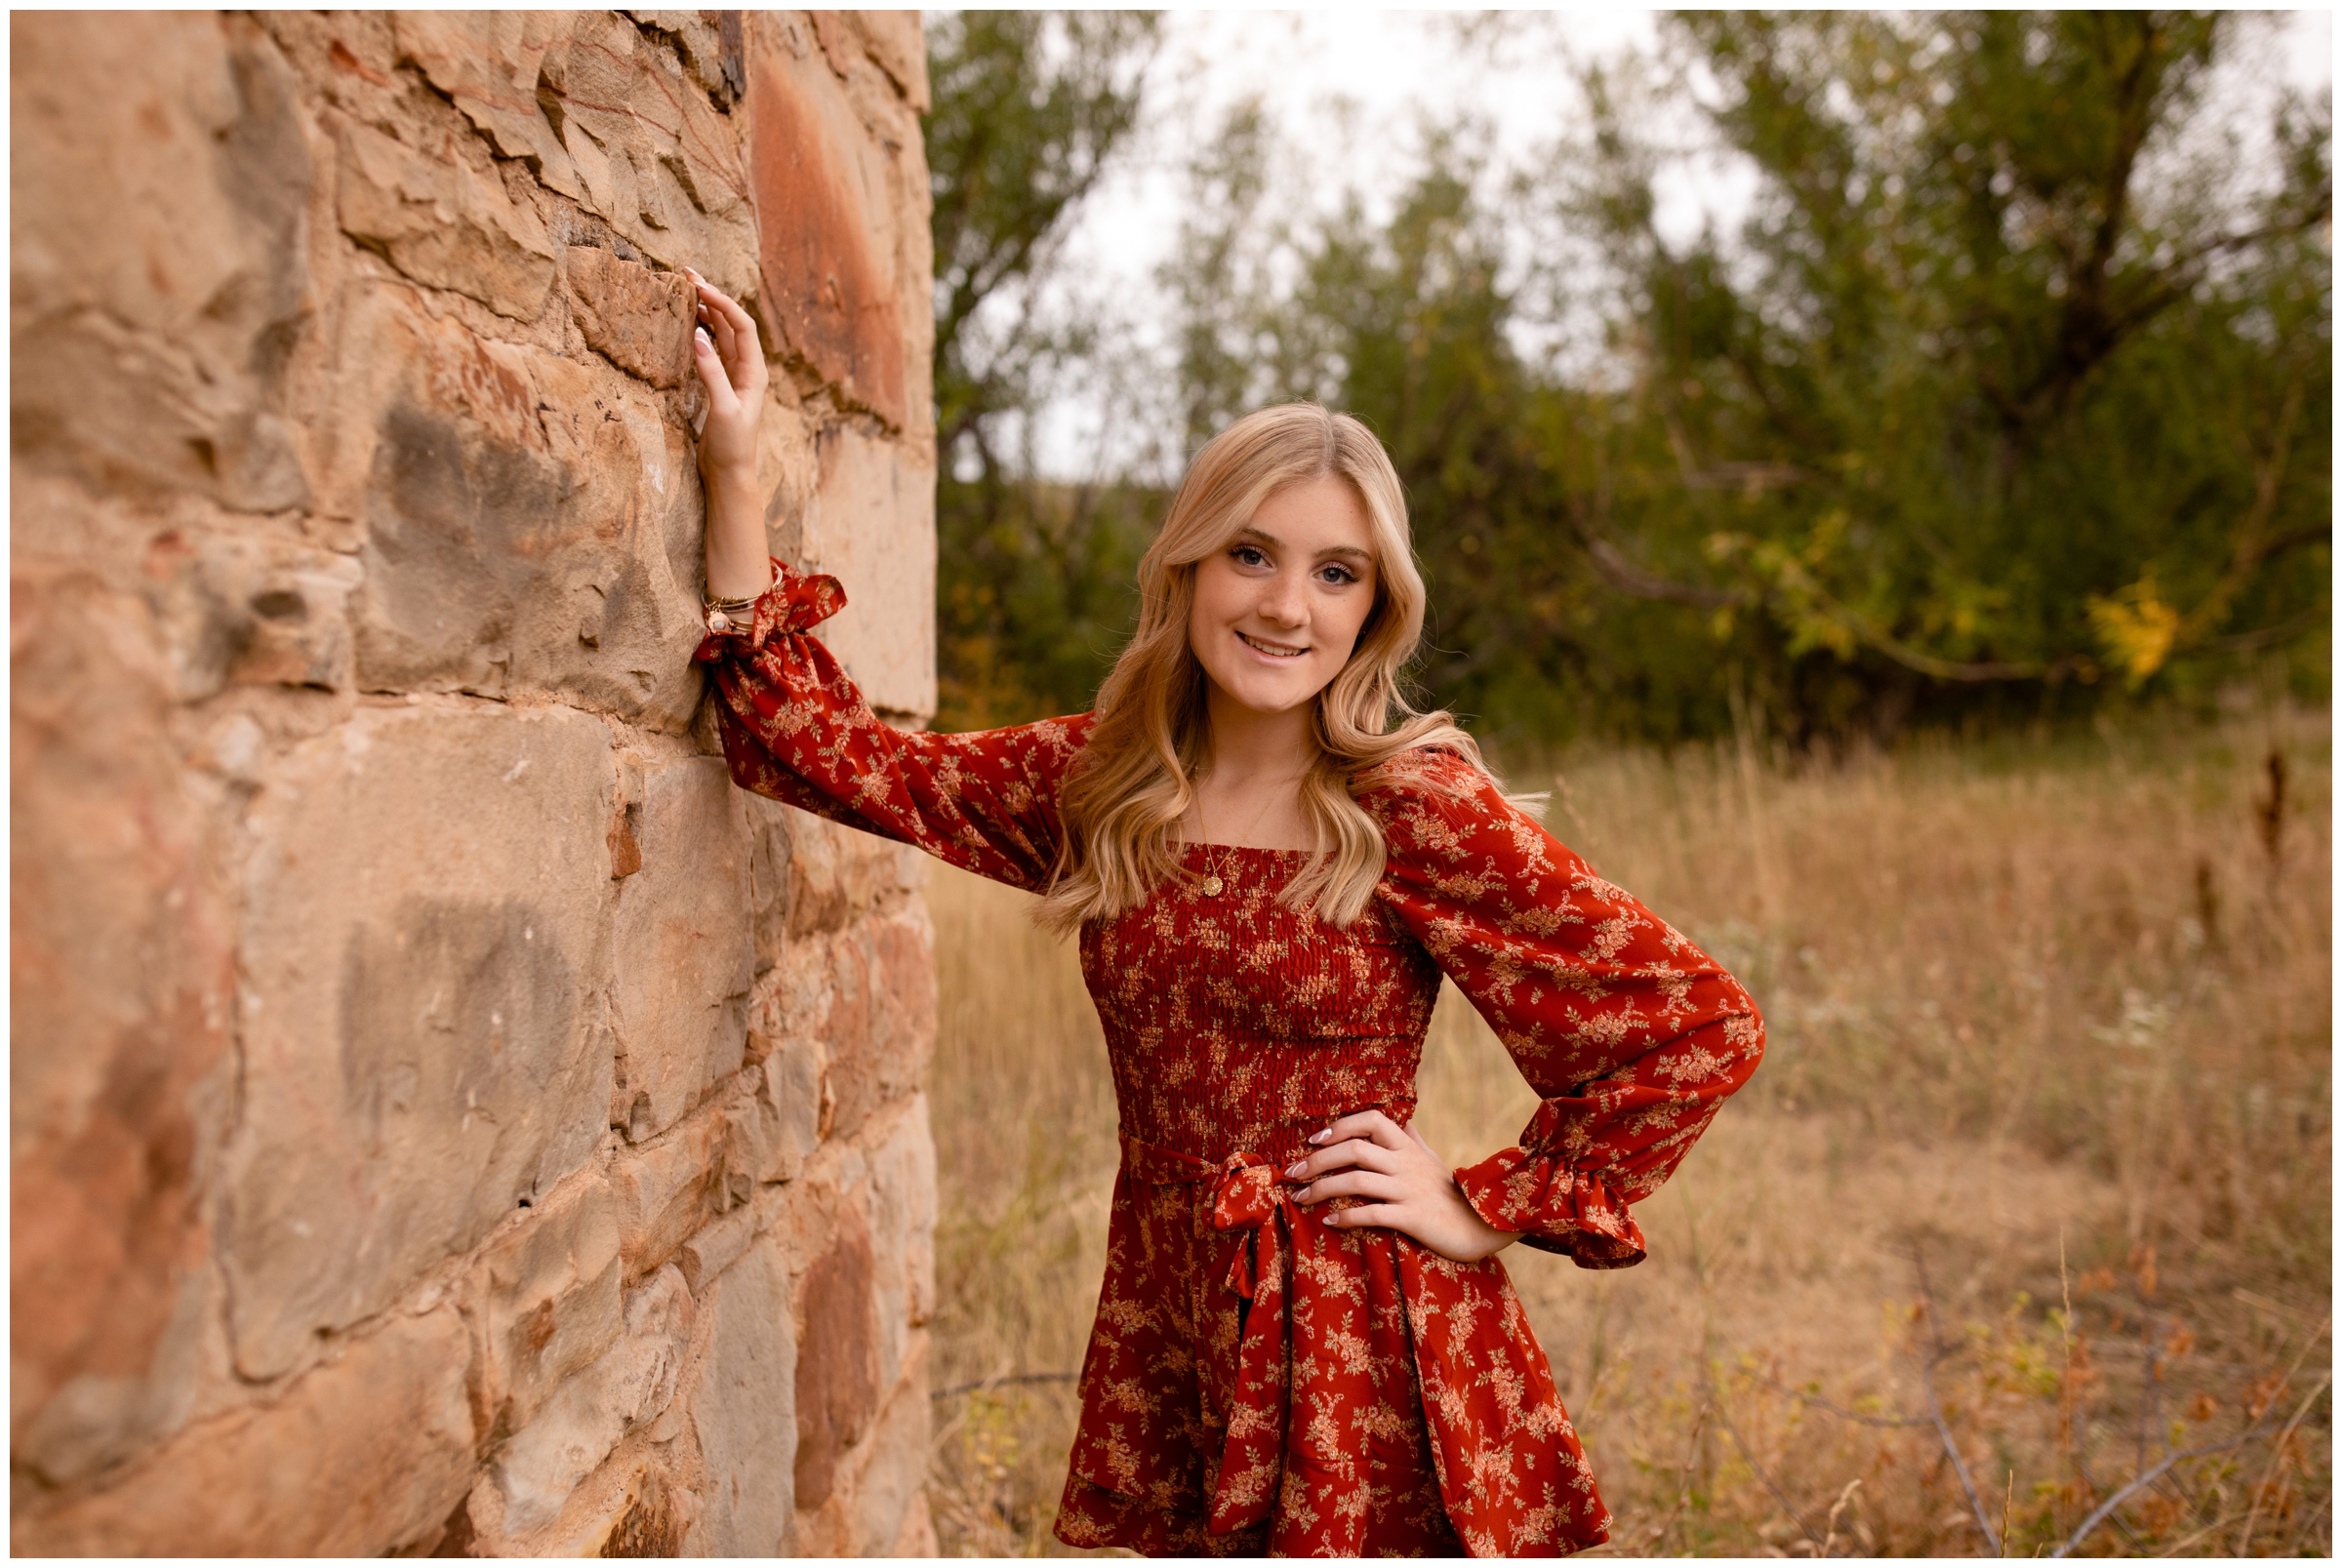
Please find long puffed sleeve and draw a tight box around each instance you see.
[1361,748,1764,1267]
[697,560,1091,891]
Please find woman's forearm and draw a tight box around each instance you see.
[704,471,772,602]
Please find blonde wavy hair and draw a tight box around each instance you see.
[1034,403,1495,935]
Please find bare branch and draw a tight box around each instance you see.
[2049,1424,2283,1558]
[1913,1254,2002,1555]
[1813,596,2065,683]
[2204,601,2329,655]
[1585,537,1753,608]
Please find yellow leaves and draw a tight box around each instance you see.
[1799,606,1861,662]
[2085,574,2181,685]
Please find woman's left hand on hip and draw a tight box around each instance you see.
[1286,1107,1521,1263]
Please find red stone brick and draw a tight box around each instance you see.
[791,1210,878,1510]
[747,29,908,428]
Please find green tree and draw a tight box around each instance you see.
[1567,10,2331,736]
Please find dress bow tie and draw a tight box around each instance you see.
[1119,1137,1303,1534]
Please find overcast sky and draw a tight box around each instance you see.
[1012,9,2335,479]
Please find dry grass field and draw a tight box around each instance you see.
[921,704,2331,1557]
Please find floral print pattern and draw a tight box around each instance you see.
[701,563,1765,1556]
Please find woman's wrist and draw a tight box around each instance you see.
[703,471,772,602]
[1456,1202,1524,1260]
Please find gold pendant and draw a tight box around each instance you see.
[1201,874,1224,897]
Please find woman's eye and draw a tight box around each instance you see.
[1232,545,1269,568]
[1317,564,1358,585]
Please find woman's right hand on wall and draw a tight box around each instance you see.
[687,268,776,603]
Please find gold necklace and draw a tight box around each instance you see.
[1200,847,1228,899]
[1191,770,1301,898]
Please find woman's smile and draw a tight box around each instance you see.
[1236,630,1310,659]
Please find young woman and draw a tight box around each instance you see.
[686,276,1762,1556]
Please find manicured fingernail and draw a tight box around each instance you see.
[695,327,711,347]
[1284,1161,1306,1178]
[1310,1129,1330,1145]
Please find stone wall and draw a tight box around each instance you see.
[11,11,939,1554]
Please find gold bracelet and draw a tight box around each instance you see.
[703,592,761,635]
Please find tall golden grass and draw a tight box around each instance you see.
[923,706,2331,1556]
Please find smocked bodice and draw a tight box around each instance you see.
[1083,845,1441,1163]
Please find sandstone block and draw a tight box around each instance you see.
[11,570,234,1480]
[494,1266,693,1538]
[11,14,311,509]
[566,246,695,387]
[747,25,909,427]
[805,12,862,82]
[221,704,617,1379]
[11,1276,219,1493]
[800,907,938,1145]
[526,12,758,294]
[787,427,938,718]
[676,1197,758,1298]
[834,12,932,111]
[781,803,925,940]
[330,285,708,729]
[848,1340,934,1557]
[609,756,754,1139]
[867,1098,939,1393]
[894,1487,942,1555]
[386,13,584,201]
[761,940,840,1090]
[139,530,363,701]
[687,1233,797,1554]
[740,1043,822,1186]
[626,10,745,108]
[13,1307,474,1556]
[474,1174,624,1440]
[789,1334,931,1557]
[336,117,556,322]
[745,791,795,974]
[611,1097,757,1281]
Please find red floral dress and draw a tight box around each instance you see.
[700,565,1765,1557]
